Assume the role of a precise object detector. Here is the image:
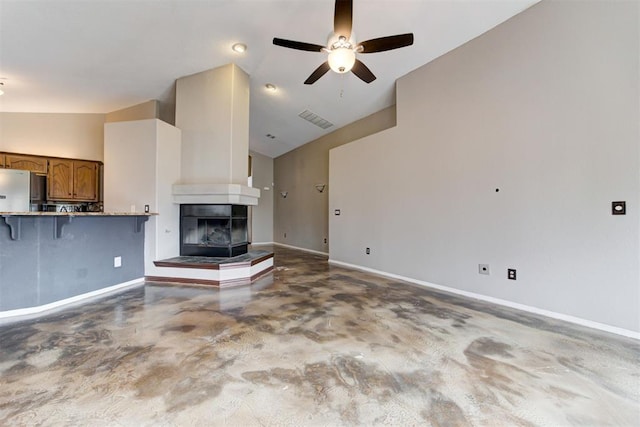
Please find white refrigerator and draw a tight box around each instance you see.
[0,169,31,212]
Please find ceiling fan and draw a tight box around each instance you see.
[273,0,414,85]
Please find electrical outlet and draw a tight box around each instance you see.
[114,256,122,268]
[334,209,341,216]
[144,204,149,213]
[508,268,516,280]
[479,264,490,275]
[284,232,287,238]
[366,247,370,254]
[323,237,327,244]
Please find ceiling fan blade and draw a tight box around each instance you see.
[304,62,331,85]
[358,33,414,53]
[273,38,325,52]
[334,0,353,39]
[351,59,376,83]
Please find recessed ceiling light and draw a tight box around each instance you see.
[232,43,247,53]
[265,83,276,92]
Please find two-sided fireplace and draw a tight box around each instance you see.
[180,204,248,257]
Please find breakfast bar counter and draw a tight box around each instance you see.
[0,212,157,216]
[1,212,156,240]
[0,212,155,315]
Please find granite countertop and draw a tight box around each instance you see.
[0,212,158,216]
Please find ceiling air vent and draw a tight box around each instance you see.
[298,109,333,130]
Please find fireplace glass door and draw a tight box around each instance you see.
[180,204,248,257]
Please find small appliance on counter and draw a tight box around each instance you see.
[43,202,103,213]
[56,204,80,213]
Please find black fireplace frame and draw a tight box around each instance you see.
[180,204,248,257]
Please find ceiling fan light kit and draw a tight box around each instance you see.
[328,39,356,73]
[273,0,414,85]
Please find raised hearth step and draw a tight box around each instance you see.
[148,250,274,288]
[153,250,272,270]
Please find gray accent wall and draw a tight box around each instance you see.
[0,216,145,311]
[329,1,639,332]
[274,106,397,253]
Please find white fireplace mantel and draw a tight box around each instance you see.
[172,183,260,206]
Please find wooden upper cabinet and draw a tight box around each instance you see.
[48,159,74,200]
[1,151,101,202]
[73,160,98,201]
[48,158,100,202]
[5,154,48,174]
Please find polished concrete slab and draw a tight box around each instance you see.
[0,245,638,426]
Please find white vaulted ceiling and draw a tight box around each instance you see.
[0,0,538,158]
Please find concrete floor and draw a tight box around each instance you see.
[1,246,638,426]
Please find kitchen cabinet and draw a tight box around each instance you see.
[48,159,99,202]
[73,160,99,201]
[48,159,73,200]
[4,154,48,175]
[0,154,5,168]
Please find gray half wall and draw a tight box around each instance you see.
[0,216,144,311]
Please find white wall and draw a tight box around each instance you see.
[250,150,274,243]
[104,119,181,274]
[329,1,639,334]
[0,112,105,160]
[274,106,396,253]
[176,64,249,185]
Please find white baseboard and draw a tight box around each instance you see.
[273,242,328,257]
[329,259,639,340]
[0,278,145,323]
[251,242,329,257]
